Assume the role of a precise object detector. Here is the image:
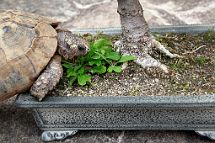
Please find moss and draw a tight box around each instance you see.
[195,56,210,66]
[202,30,215,41]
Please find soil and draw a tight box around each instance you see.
[51,31,215,97]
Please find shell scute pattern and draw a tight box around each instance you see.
[0,10,58,101]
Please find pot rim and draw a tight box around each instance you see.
[70,24,215,35]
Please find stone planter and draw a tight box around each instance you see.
[15,25,215,142]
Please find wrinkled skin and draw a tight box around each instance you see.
[57,29,89,60]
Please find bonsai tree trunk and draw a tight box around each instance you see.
[117,0,179,73]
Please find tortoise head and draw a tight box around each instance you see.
[57,30,89,60]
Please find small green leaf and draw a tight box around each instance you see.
[113,66,122,73]
[108,66,122,73]
[107,66,114,73]
[118,55,136,63]
[92,65,106,74]
[67,70,77,77]
[62,63,73,69]
[102,46,113,53]
[78,67,85,74]
[106,52,121,61]
[74,65,82,71]
[91,54,101,59]
[77,74,91,86]
[100,49,106,55]
[89,60,102,66]
[93,38,112,49]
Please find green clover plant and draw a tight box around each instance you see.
[62,38,136,86]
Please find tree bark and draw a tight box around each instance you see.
[117,0,150,43]
[117,0,178,72]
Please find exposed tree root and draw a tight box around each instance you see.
[151,36,182,58]
[115,36,179,73]
[181,45,206,55]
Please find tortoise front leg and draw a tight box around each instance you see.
[30,55,63,101]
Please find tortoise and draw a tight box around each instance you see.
[0,10,89,101]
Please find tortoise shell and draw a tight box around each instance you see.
[0,10,58,101]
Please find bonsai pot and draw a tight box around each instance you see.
[15,24,215,142]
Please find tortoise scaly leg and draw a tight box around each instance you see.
[30,55,63,101]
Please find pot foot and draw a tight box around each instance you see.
[195,131,215,140]
[41,130,78,142]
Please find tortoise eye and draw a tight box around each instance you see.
[77,44,86,51]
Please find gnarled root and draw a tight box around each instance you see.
[30,55,63,101]
[151,36,182,58]
[115,36,179,73]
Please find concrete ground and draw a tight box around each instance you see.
[0,0,215,142]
